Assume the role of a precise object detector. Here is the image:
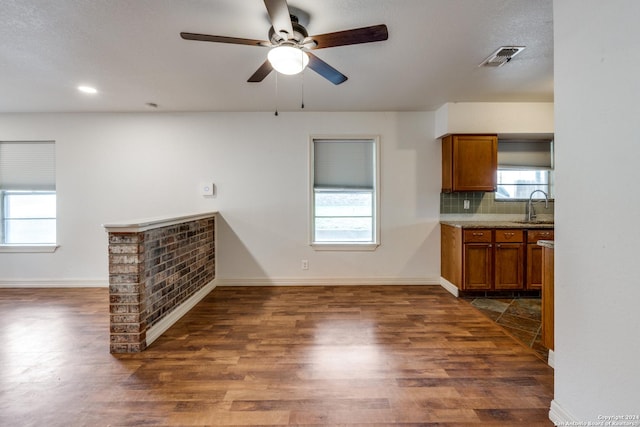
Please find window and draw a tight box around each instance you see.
[310,137,379,249]
[0,141,57,249]
[2,191,56,244]
[495,139,553,200]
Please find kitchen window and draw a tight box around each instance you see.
[0,141,57,252]
[495,139,554,200]
[310,137,379,250]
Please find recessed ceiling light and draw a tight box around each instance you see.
[77,85,98,94]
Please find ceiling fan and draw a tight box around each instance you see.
[180,0,388,85]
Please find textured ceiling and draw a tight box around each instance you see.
[0,0,553,113]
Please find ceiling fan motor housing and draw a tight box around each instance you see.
[269,16,310,46]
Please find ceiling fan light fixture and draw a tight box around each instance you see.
[77,85,98,94]
[267,45,309,75]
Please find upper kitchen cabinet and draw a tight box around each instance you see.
[441,134,497,192]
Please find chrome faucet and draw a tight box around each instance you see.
[527,190,549,222]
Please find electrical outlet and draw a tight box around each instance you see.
[301,259,309,270]
[464,199,470,209]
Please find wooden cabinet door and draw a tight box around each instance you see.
[542,247,555,349]
[463,243,492,290]
[441,224,462,287]
[441,135,454,192]
[526,229,554,290]
[495,243,524,290]
[495,229,524,290]
[451,135,497,192]
[526,244,543,290]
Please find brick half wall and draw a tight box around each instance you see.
[106,214,216,353]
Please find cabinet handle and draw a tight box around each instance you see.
[472,232,484,236]
[504,232,514,237]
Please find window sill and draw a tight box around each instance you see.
[311,242,380,252]
[0,244,59,253]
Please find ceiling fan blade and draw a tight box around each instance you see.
[264,0,293,40]
[306,52,348,85]
[248,60,273,82]
[180,32,269,47]
[310,24,388,49]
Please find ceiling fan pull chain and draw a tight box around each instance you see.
[301,65,305,109]
[274,71,279,116]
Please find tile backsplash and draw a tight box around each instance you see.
[440,192,555,216]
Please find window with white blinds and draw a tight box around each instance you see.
[0,141,56,191]
[496,139,554,200]
[314,139,374,190]
[310,137,379,248]
[0,141,57,245]
[497,139,553,169]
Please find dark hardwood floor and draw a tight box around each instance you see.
[0,286,554,426]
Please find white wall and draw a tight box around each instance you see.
[552,0,640,422]
[0,112,441,286]
[434,102,554,138]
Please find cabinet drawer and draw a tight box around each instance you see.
[495,229,523,243]
[528,229,554,243]
[463,229,492,243]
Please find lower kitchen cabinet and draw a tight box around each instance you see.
[462,229,492,290]
[526,229,555,290]
[494,230,525,290]
[441,224,550,292]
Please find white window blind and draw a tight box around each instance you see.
[0,141,56,190]
[497,140,553,169]
[313,139,374,189]
[311,137,379,248]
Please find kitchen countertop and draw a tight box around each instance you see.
[440,220,554,229]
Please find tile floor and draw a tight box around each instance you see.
[465,297,549,362]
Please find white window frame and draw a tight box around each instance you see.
[495,168,555,201]
[495,138,555,201]
[309,135,381,251]
[0,141,58,253]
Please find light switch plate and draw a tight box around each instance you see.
[200,182,214,197]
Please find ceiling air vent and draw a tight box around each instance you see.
[479,46,526,67]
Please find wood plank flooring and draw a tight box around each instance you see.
[0,286,554,426]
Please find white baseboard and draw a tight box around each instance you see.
[214,277,440,287]
[549,399,578,426]
[0,279,107,288]
[146,279,216,346]
[0,277,442,288]
[439,277,460,297]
